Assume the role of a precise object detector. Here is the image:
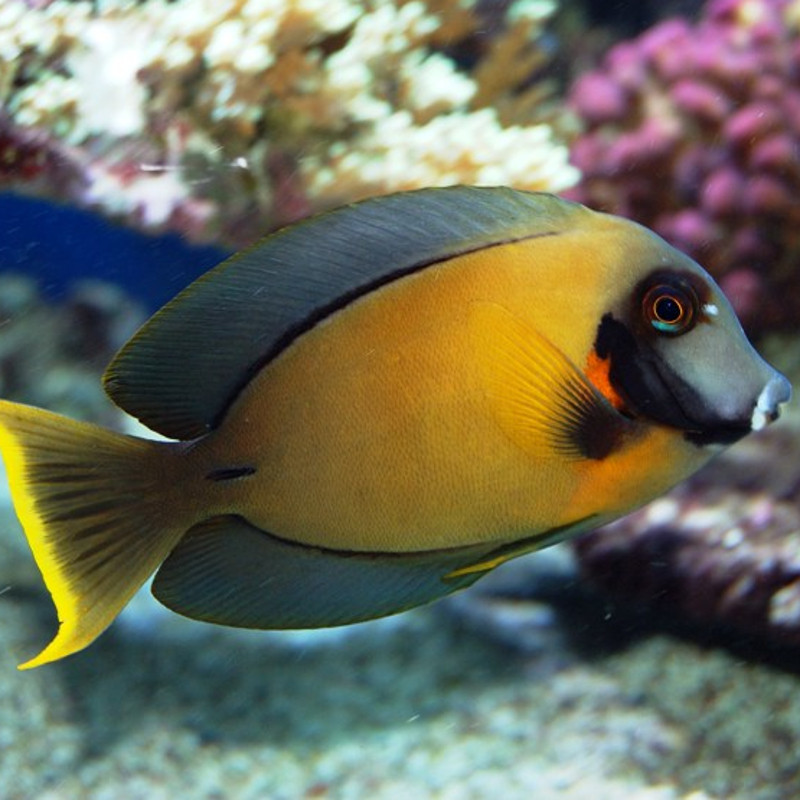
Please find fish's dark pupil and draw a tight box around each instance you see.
[642,283,697,336]
[640,277,697,336]
[654,296,681,323]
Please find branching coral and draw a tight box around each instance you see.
[0,0,577,246]
[568,0,800,335]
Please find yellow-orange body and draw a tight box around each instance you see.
[0,187,787,669]
[199,231,705,552]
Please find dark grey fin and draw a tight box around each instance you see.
[470,303,634,461]
[151,516,501,629]
[104,188,589,440]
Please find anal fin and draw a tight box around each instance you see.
[152,517,499,630]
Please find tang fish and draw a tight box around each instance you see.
[0,187,790,669]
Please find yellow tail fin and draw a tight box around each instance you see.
[0,400,189,669]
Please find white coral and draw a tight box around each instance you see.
[67,19,152,139]
[0,0,576,244]
[305,108,578,206]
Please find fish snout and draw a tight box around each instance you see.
[751,370,792,431]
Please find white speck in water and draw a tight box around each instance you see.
[645,498,680,526]
[748,497,775,527]
[682,507,725,531]
[770,580,800,626]
[721,527,744,549]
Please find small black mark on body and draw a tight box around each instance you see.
[206,466,258,482]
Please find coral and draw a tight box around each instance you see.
[573,347,800,648]
[567,0,800,335]
[0,0,577,247]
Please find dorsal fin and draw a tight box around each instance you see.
[104,187,588,440]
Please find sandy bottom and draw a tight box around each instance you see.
[2,524,800,800]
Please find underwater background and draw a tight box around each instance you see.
[3,0,800,797]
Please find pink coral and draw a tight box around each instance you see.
[567,0,800,335]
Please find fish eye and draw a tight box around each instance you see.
[642,283,697,335]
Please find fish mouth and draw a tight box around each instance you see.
[593,312,792,447]
[750,372,792,431]
[683,371,791,447]
[683,420,753,447]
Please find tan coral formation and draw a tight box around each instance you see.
[0,0,578,246]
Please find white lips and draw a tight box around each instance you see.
[751,373,793,431]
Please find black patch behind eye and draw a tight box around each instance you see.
[594,314,751,447]
[206,466,258,482]
[594,313,696,430]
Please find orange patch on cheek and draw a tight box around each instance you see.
[584,350,627,412]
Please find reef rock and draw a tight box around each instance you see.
[574,347,800,648]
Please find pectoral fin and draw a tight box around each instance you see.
[444,514,596,579]
[470,302,633,461]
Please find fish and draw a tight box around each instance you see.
[0,186,791,669]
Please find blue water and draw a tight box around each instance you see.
[0,192,228,310]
